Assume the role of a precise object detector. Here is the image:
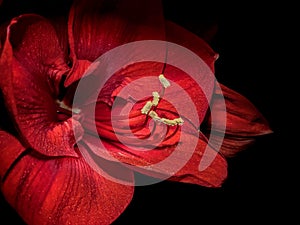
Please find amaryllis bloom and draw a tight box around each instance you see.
[0,0,272,224]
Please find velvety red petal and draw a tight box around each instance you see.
[8,15,70,94]
[159,64,210,125]
[82,130,227,187]
[0,140,134,225]
[49,16,71,64]
[0,15,82,157]
[65,0,166,86]
[166,140,227,187]
[0,130,26,180]
[0,22,7,54]
[165,21,219,73]
[115,132,228,188]
[204,83,273,157]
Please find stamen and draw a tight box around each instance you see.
[159,74,170,88]
[56,100,81,114]
[174,118,184,125]
[152,91,160,106]
[161,117,184,126]
[139,73,183,127]
[141,101,153,114]
[149,110,161,121]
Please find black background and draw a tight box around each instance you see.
[0,0,295,224]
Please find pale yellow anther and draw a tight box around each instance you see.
[141,101,153,114]
[149,110,161,121]
[152,91,160,106]
[159,74,170,88]
[174,118,184,125]
[161,117,184,126]
[161,118,177,126]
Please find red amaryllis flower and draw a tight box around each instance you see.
[0,0,272,224]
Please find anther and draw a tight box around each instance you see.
[173,118,184,125]
[152,91,160,106]
[141,101,153,114]
[149,110,161,121]
[159,74,170,88]
[161,117,184,126]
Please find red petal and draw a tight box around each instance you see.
[0,138,134,225]
[8,15,70,94]
[165,21,219,73]
[159,64,210,125]
[166,133,227,187]
[0,130,26,180]
[83,130,227,187]
[117,132,228,188]
[66,0,166,86]
[0,22,7,54]
[49,16,71,63]
[204,83,272,157]
[0,15,80,157]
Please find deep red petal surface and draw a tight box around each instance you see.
[66,0,166,86]
[165,21,219,73]
[205,83,272,157]
[0,131,134,225]
[0,131,26,180]
[83,130,227,187]
[0,15,81,157]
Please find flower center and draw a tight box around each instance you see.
[140,74,184,126]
